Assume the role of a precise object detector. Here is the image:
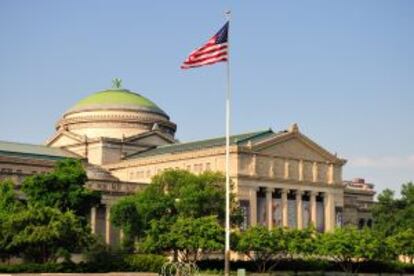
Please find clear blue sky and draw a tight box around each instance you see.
[1,1,413,194]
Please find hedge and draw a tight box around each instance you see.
[1,257,413,273]
[0,254,166,273]
[197,259,414,273]
[124,254,167,272]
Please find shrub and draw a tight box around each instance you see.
[124,253,166,272]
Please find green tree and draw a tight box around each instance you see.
[372,182,414,236]
[0,180,23,262]
[138,170,229,222]
[0,180,23,214]
[387,228,414,264]
[286,227,317,259]
[235,226,288,273]
[141,216,223,263]
[317,226,383,273]
[110,196,142,252]
[2,206,92,263]
[22,159,101,219]
[371,189,400,236]
[111,169,240,253]
[0,160,100,263]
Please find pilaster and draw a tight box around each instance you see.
[312,162,318,182]
[284,160,290,179]
[328,164,334,184]
[298,160,304,181]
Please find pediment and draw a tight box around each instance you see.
[124,130,175,147]
[251,131,345,164]
[46,131,84,148]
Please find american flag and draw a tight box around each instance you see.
[181,22,229,69]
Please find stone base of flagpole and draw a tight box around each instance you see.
[224,249,230,275]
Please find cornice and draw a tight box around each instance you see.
[236,173,344,189]
[105,145,239,170]
[237,149,339,166]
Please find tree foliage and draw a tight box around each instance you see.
[387,228,414,264]
[2,206,92,263]
[286,227,317,259]
[0,159,100,263]
[111,169,240,259]
[316,226,385,273]
[22,159,101,219]
[142,216,224,263]
[0,180,23,261]
[372,182,414,236]
[0,180,23,215]
[110,196,141,252]
[235,226,288,272]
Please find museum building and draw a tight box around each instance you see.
[0,83,375,246]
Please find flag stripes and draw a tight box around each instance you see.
[181,22,229,69]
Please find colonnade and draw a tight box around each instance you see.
[249,187,336,232]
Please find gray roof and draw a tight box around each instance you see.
[126,129,280,159]
[0,140,80,161]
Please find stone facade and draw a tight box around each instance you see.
[0,85,376,246]
[343,178,375,228]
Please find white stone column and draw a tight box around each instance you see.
[90,207,97,234]
[281,189,289,228]
[310,191,318,228]
[266,187,273,230]
[249,187,258,226]
[324,192,335,232]
[105,205,111,245]
[296,190,304,229]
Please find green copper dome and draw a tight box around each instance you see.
[67,89,167,117]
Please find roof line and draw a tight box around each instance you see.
[0,140,47,147]
[235,128,274,144]
[157,129,272,149]
[124,129,276,160]
[0,150,76,161]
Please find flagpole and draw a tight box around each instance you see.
[224,10,231,276]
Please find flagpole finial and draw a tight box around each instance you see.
[225,10,231,20]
